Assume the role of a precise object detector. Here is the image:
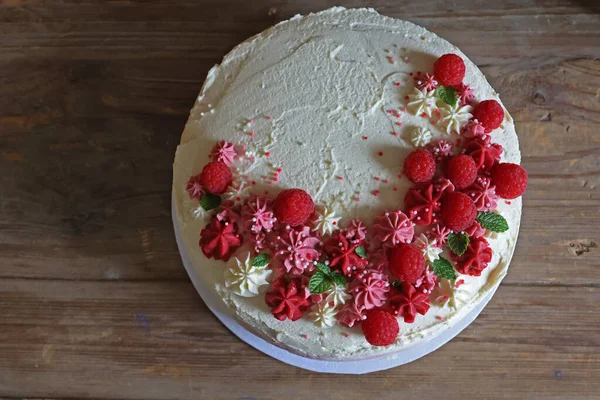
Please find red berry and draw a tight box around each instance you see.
[491,163,528,199]
[361,309,399,346]
[433,54,466,86]
[403,149,436,184]
[388,244,426,284]
[446,155,478,189]
[442,192,477,232]
[273,189,314,226]
[200,161,232,194]
[472,100,504,133]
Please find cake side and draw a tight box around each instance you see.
[172,7,523,360]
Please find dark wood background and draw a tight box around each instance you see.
[0,1,598,399]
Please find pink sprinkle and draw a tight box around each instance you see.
[393,187,398,191]
[372,190,380,196]
[455,279,465,288]
[249,119,254,124]
[435,108,440,116]
[387,109,394,114]
[387,56,394,63]
[395,82,401,87]
[332,221,337,225]
[362,136,368,140]
[392,131,398,136]
[337,176,344,180]
[506,201,512,205]
[374,176,381,181]
[383,179,389,184]
[302,334,308,339]
[436,316,445,321]
[344,333,349,338]
[417,71,422,76]
[431,121,437,125]
[273,177,278,182]
[251,180,256,185]
[266,116,273,120]
[355,196,361,202]
[402,107,407,112]
[378,152,383,156]
[420,113,427,118]
[409,72,413,76]
[277,168,282,173]
[199,103,205,106]
[248,131,254,137]
[404,96,409,100]
[395,122,403,127]
[265,151,270,157]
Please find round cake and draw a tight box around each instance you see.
[172,7,527,360]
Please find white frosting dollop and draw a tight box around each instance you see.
[311,205,341,236]
[224,252,272,297]
[410,126,433,147]
[439,102,473,134]
[325,282,351,307]
[224,180,251,206]
[414,233,442,263]
[310,301,338,328]
[407,87,437,117]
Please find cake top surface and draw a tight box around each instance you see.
[173,7,524,360]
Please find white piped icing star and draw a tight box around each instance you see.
[410,126,433,147]
[438,102,473,134]
[414,233,442,263]
[325,282,351,307]
[407,87,437,117]
[309,301,338,328]
[224,180,251,206]
[191,205,211,222]
[311,205,341,236]
[224,252,272,297]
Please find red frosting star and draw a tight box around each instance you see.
[388,283,431,323]
[404,184,441,226]
[324,232,368,276]
[463,136,503,172]
[452,236,493,276]
[199,218,242,261]
[265,278,311,321]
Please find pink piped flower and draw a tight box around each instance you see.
[215,203,240,224]
[465,221,486,238]
[426,139,454,162]
[456,83,475,105]
[415,266,437,294]
[372,210,414,248]
[241,195,275,233]
[344,219,367,243]
[211,140,237,165]
[461,119,486,139]
[348,269,390,311]
[185,174,205,200]
[337,302,364,328]
[273,226,320,276]
[429,223,451,247]
[464,176,500,211]
[416,73,438,92]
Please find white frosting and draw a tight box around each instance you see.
[407,87,437,118]
[311,205,341,236]
[414,233,442,263]
[439,102,473,134]
[224,179,251,206]
[410,126,433,147]
[173,7,522,360]
[224,252,272,297]
[309,301,338,328]
[325,282,352,307]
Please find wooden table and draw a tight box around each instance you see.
[1,1,598,399]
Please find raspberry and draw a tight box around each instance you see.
[387,243,426,284]
[199,161,232,194]
[403,149,436,183]
[472,100,504,133]
[491,163,528,199]
[446,155,477,189]
[433,54,466,86]
[361,309,399,346]
[273,189,314,226]
[441,192,477,232]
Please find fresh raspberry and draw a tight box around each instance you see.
[441,191,477,232]
[387,243,426,284]
[446,155,478,189]
[361,309,399,346]
[472,100,504,133]
[199,161,232,194]
[433,54,466,86]
[273,188,314,226]
[491,163,528,199]
[403,149,436,183]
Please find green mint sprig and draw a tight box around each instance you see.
[431,257,457,280]
[436,86,458,108]
[309,262,347,294]
[448,232,470,256]
[477,211,509,233]
[200,193,222,211]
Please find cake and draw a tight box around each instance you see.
[172,7,527,360]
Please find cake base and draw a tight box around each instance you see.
[172,193,497,373]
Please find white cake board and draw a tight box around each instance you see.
[172,196,497,374]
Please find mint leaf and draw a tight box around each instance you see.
[309,271,331,294]
[436,86,458,108]
[200,193,222,211]
[252,253,269,267]
[315,262,332,276]
[448,232,470,256]
[477,211,509,233]
[431,257,457,280]
[331,272,347,287]
[355,246,367,259]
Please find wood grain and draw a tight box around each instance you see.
[0,0,598,399]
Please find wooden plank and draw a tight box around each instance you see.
[0,279,598,400]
